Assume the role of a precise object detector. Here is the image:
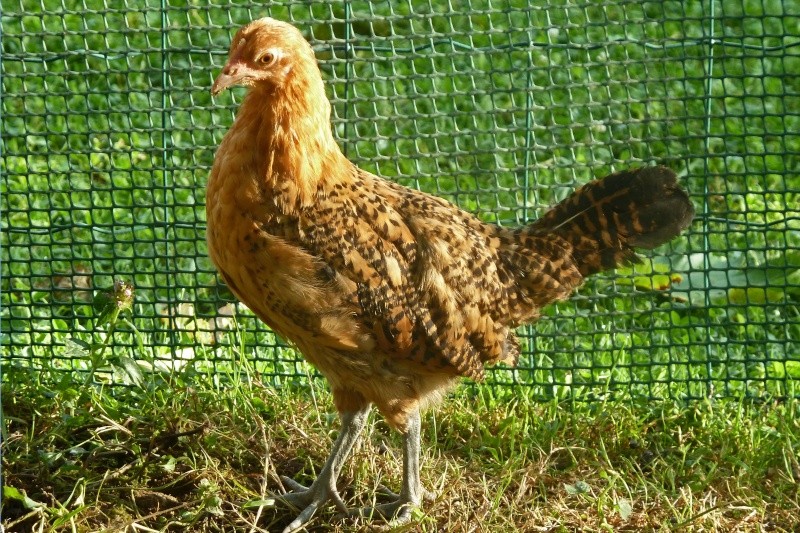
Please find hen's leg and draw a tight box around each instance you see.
[279,405,370,533]
[357,408,433,524]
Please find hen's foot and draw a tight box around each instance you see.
[277,476,348,533]
[276,406,370,533]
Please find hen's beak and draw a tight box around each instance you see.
[211,61,254,96]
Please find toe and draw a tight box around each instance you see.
[389,504,414,526]
[281,499,322,533]
[276,490,312,510]
[375,484,399,499]
[280,475,309,492]
[375,482,435,504]
[353,497,419,522]
[276,476,350,532]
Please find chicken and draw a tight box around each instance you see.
[207,17,695,532]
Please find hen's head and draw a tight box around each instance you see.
[211,17,317,96]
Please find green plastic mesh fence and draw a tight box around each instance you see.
[1,1,798,400]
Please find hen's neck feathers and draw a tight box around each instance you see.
[226,58,351,215]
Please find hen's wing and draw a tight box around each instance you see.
[297,168,530,380]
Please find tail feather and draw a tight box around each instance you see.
[532,166,695,276]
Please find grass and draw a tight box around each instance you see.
[3,356,800,532]
[1,0,798,394]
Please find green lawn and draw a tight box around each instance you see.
[3,357,799,532]
[1,0,799,531]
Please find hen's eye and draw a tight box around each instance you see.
[259,53,275,65]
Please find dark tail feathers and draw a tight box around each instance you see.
[532,166,695,276]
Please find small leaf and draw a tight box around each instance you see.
[3,485,45,509]
[63,338,91,358]
[92,291,116,326]
[617,498,633,520]
[68,446,88,456]
[564,480,590,495]
[111,356,144,386]
[243,498,276,509]
[204,494,224,516]
[161,455,177,473]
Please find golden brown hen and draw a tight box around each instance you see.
[208,17,695,532]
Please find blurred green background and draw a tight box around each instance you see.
[1,0,798,400]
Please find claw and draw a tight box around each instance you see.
[277,478,347,533]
